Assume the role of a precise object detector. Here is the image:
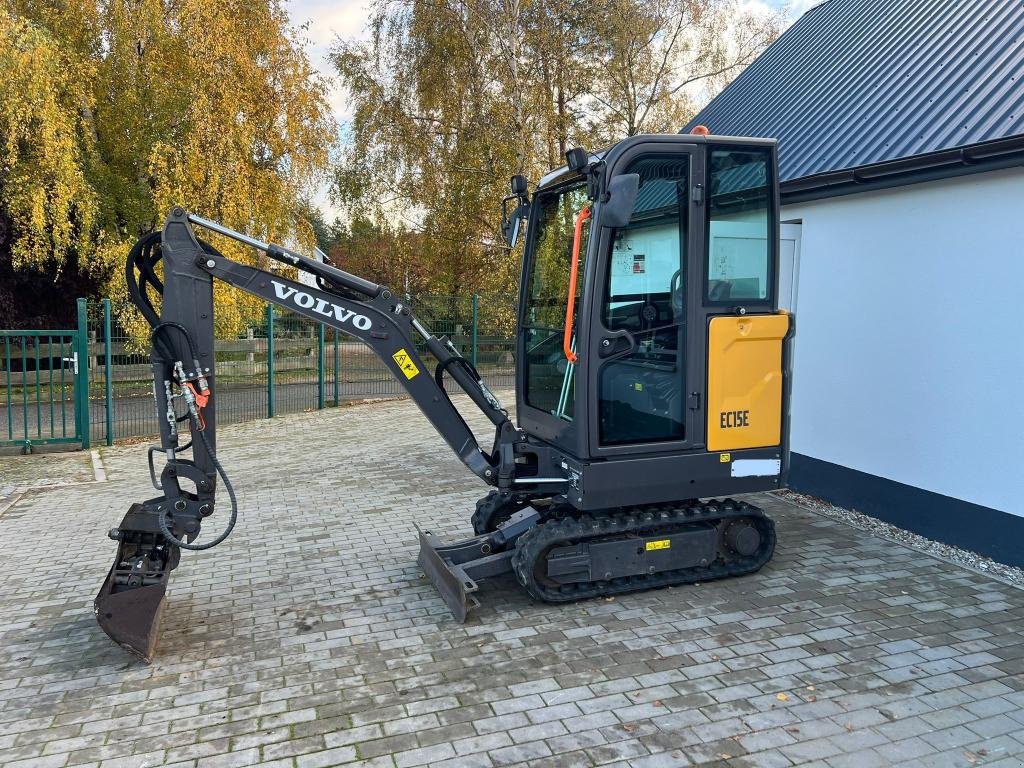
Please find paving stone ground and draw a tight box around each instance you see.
[0,449,93,490]
[1,393,1022,768]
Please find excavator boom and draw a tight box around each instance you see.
[96,208,537,659]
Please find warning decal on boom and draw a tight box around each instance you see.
[392,348,420,379]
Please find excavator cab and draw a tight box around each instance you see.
[514,134,789,509]
[96,131,792,660]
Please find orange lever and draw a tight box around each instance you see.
[563,205,591,364]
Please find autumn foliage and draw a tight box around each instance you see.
[332,0,782,295]
[0,1,334,330]
[0,0,782,329]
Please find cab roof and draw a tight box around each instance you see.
[535,134,777,192]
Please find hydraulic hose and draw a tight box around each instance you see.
[157,426,238,551]
[151,322,201,363]
[129,293,238,552]
[126,232,163,327]
[126,230,224,331]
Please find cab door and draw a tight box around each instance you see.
[586,145,706,457]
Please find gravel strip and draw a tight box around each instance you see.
[776,488,1024,588]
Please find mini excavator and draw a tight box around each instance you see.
[95,131,793,660]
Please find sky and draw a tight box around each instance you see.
[286,0,821,219]
[287,0,373,219]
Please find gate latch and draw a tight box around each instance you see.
[63,352,79,375]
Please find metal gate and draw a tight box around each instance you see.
[1,299,89,452]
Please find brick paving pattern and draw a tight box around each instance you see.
[0,450,93,490]
[1,393,1022,768]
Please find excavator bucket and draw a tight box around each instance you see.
[94,503,179,662]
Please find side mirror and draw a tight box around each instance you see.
[502,175,530,248]
[565,147,589,172]
[601,173,640,229]
[501,198,529,248]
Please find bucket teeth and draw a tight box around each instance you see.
[94,503,179,662]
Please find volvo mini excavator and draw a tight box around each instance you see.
[95,131,794,660]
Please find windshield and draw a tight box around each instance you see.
[522,182,591,421]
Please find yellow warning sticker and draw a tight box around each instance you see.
[719,453,731,463]
[645,539,671,551]
[392,348,420,379]
[633,382,644,392]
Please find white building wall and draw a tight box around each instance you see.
[782,166,1024,516]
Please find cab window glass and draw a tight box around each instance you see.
[599,156,688,445]
[604,158,687,332]
[522,183,591,420]
[707,149,771,302]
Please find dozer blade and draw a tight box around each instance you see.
[417,527,481,622]
[416,522,527,622]
[94,503,180,662]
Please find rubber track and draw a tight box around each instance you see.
[511,499,776,603]
[472,491,525,535]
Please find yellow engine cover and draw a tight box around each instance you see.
[706,313,788,451]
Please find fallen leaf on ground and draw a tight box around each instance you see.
[776,692,789,701]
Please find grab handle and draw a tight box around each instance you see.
[563,205,591,363]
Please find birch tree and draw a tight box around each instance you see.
[0,0,335,330]
[331,0,782,294]
[588,0,783,140]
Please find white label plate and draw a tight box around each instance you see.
[731,459,781,478]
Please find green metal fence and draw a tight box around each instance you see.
[1,299,90,452]
[65,293,517,446]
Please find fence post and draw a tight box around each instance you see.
[102,298,114,446]
[317,323,325,410]
[266,305,275,418]
[333,332,340,406]
[471,293,479,367]
[75,298,91,449]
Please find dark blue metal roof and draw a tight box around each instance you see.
[684,0,1024,183]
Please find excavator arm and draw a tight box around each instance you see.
[95,208,525,660]
[164,209,509,481]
